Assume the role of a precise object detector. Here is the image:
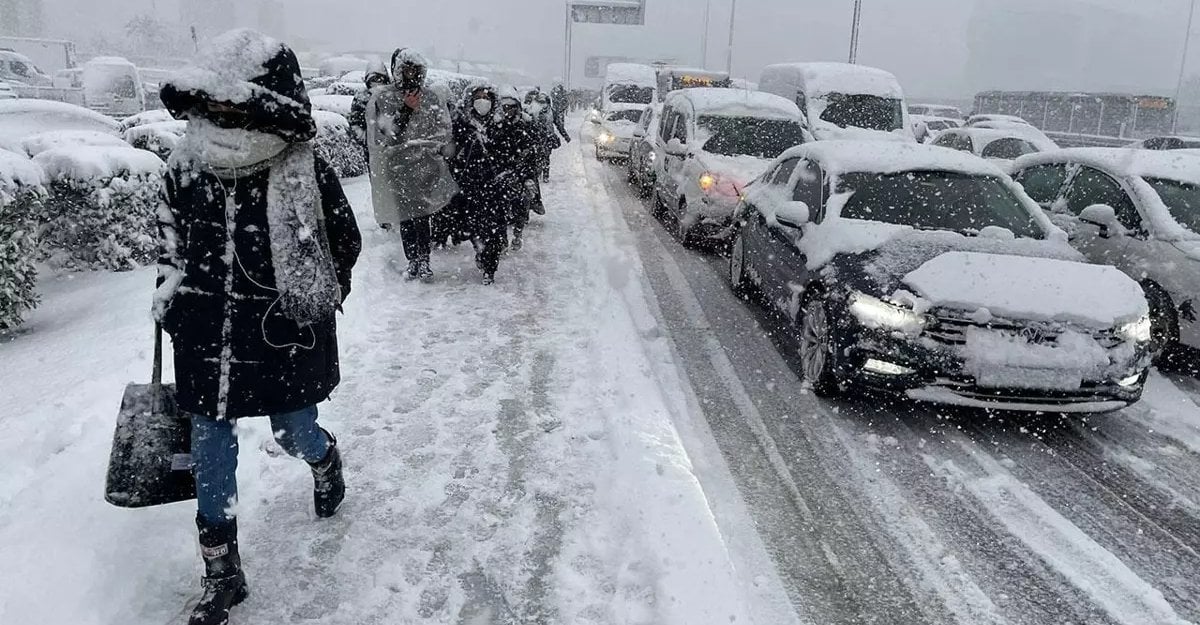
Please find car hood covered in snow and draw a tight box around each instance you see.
[901,251,1147,329]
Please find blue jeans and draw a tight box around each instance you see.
[191,406,331,523]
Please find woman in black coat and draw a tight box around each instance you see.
[155,29,361,625]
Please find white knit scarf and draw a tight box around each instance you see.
[181,119,342,326]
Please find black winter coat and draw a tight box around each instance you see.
[158,155,362,419]
[490,116,539,199]
[449,110,502,197]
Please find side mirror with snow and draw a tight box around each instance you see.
[664,138,688,157]
[774,201,810,229]
[1079,204,1122,239]
[632,128,645,138]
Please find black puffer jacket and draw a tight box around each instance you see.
[157,30,362,419]
[449,87,501,197]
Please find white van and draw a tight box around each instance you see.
[81,57,145,117]
[602,63,657,113]
[758,62,914,142]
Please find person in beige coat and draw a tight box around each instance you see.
[366,48,458,281]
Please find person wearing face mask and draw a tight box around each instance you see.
[490,90,539,252]
[448,83,509,284]
[156,29,362,625]
[366,47,457,281]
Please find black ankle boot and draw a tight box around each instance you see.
[189,516,248,625]
[310,430,345,518]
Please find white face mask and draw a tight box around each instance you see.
[473,99,493,116]
[528,103,544,114]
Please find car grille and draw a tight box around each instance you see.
[926,312,1123,349]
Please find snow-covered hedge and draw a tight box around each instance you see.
[314,111,366,178]
[34,146,166,271]
[0,150,47,330]
[123,121,187,160]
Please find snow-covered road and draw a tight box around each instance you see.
[6,118,1200,625]
[0,139,798,624]
[582,122,1200,625]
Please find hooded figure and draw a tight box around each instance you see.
[448,82,509,284]
[349,60,391,147]
[490,88,540,251]
[366,48,457,280]
[157,29,361,625]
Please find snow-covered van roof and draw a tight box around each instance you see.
[1015,148,1200,186]
[759,62,904,99]
[83,56,136,68]
[664,88,800,121]
[604,62,656,85]
[779,140,1007,178]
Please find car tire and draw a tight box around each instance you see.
[1146,284,1181,365]
[729,228,759,299]
[799,295,843,398]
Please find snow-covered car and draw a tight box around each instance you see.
[594,107,646,160]
[728,141,1152,412]
[19,129,130,157]
[0,50,52,87]
[626,105,661,197]
[310,94,354,117]
[968,119,1058,152]
[909,103,964,119]
[1011,148,1200,360]
[652,88,806,245]
[0,99,121,149]
[758,62,915,142]
[930,127,1042,170]
[911,114,960,142]
[0,81,16,100]
[81,57,146,117]
[1127,135,1200,151]
[327,70,367,96]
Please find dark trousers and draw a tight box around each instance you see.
[399,214,432,263]
[509,192,530,238]
[464,191,506,275]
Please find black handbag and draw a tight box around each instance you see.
[104,324,196,508]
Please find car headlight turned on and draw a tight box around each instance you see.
[848,292,928,334]
[1118,314,1152,343]
[598,131,615,144]
[698,172,717,192]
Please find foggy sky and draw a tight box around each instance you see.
[37,0,1200,99]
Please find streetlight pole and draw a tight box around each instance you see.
[701,0,712,69]
[564,2,573,88]
[726,0,738,75]
[849,0,863,64]
[1174,0,1197,133]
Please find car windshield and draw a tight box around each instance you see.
[607,109,643,123]
[838,170,1044,238]
[698,115,806,158]
[819,93,904,132]
[608,84,654,105]
[1146,177,1200,232]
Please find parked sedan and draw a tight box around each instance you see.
[729,141,1152,412]
[1011,148,1200,361]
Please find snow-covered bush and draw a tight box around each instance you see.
[310,94,354,117]
[0,150,47,330]
[20,130,129,157]
[33,146,165,271]
[123,121,186,160]
[314,110,366,178]
[118,109,174,132]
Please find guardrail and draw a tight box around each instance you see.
[1044,132,1135,149]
